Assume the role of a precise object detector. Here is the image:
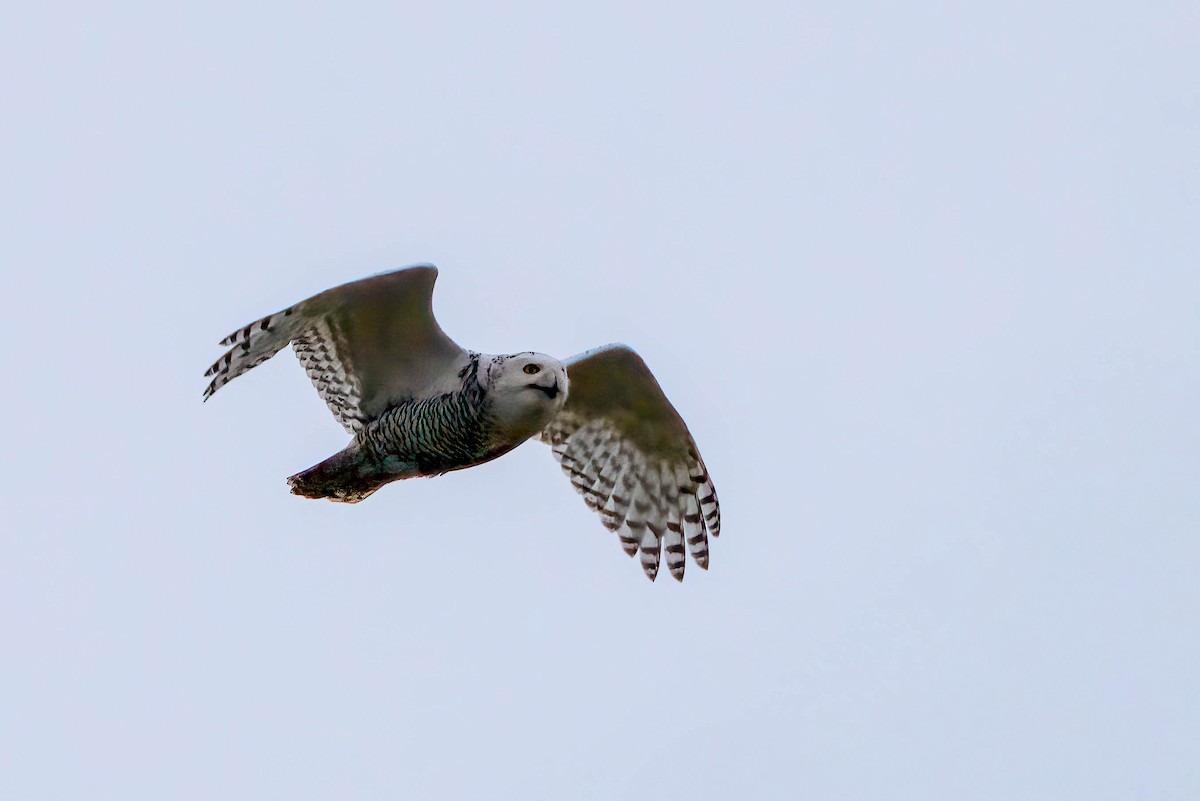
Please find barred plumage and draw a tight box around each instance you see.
[542,380,720,583]
[366,356,489,475]
[203,306,305,402]
[292,319,367,433]
[205,265,722,582]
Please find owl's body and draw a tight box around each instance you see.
[205,265,719,581]
[289,351,565,502]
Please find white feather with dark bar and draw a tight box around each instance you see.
[537,344,721,581]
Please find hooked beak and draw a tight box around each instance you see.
[531,378,560,399]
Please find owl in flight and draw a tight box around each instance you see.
[203,265,720,581]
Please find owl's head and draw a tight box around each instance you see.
[483,352,569,440]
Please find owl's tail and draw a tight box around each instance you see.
[286,444,395,503]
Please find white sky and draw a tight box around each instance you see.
[2,2,1198,799]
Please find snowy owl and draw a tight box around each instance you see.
[203,265,720,581]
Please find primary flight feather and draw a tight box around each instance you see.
[203,265,720,581]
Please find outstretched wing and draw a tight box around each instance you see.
[203,265,468,432]
[539,344,721,582]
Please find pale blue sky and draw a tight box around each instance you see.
[2,2,1198,799]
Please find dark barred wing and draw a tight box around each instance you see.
[539,344,721,582]
[203,265,468,432]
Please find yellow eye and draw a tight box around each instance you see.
[523,364,541,375]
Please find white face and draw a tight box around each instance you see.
[484,352,569,441]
